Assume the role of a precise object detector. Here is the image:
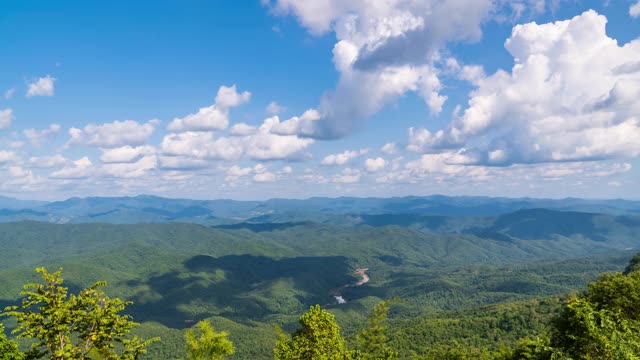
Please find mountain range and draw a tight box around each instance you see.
[1,194,639,224]
[1,194,640,358]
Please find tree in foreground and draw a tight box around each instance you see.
[274,305,352,360]
[624,253,640,275]
[548,270,640,359]
[356,300,398,359]
[1,267,158,360]
[507,337,553,360]
[506,254,640,360]
[0,323,25,360]
[550,296,640,359]
[184,320,235,360]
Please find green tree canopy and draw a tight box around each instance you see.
[624,253,640,275]
[550,296,640,359]
[585,271,640,321]
[506,337,552,360]
[1,267,157,360]
[549,258,640,359]
[274,305,351,360]
[357,300,398,360]
[184,320,235,360]
[0,323,25,360]
[506,253,640,360]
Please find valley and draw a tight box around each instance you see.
[1,195,639,358]
[331,268,369,304]
[5,2,640,358]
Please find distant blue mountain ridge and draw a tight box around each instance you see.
[0,194,638,225]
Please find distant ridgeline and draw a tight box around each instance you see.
[0,195,639,358]
[0,194,639,224]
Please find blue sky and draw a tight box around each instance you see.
[1,0,640,200]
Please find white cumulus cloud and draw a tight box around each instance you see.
[381,142,399,155]
[50,157,94,179]
[245,116,315,161]
[161,115,315,164]
[101,155,157,178]
[100,145,156,163]
[28,155,67,168]
[0,150,19,164]
[270,109,321,136]
[26,75,56,97]
[365,157,387,172]
[411,10,640,165]
[332,167,361,184]
[226,165,253,179]
[321,148,368,166]
[161,131,244,161]
[253,171,277,182]
[229,123,258,136]
[631,1,640,18]
[225,164,280,184]
[266,101,286,115]
[167,85,250,132]
[261,0,550,139]
[24,124,61,146]
[67,119,159,148]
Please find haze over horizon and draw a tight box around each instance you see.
[2,1,640,200]
[4,193,640,203]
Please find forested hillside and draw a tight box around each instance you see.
[5,0,640,357]
[3,253,640,359]
[1,207,639,358]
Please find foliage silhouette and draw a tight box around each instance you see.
[1,267,157,360]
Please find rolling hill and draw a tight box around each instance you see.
[1,195,640,357]
[0,210,639,357]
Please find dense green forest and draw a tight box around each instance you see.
[3,254,640,359]
[0,210,638,358]
[0,196,639,358]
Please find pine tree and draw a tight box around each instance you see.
[357,300,398,359]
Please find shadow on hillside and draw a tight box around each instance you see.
[0,299,19,334]
[0,299,14,313]
[213,222,309,232]
[125,254,358,329]
[357,214,448,230]
[479,210,609,242]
